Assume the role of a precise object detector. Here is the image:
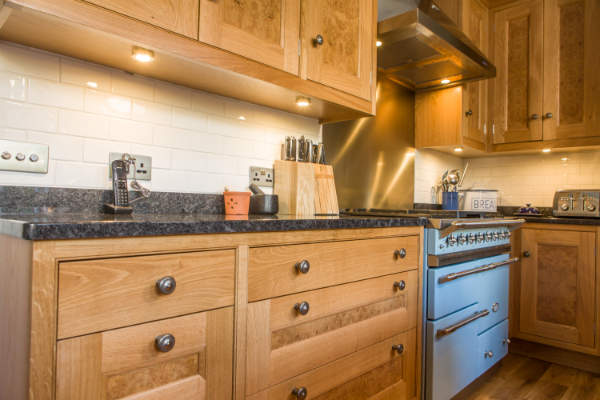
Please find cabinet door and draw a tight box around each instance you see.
[492,0,543,144]
[302,0,374,100]
[56,309,233,399]
[435,0,460,25]
[199,0,300,75]
[462,0,489,145]
[85,0,199,38]
[519,229,596,349]
[542,0,600,140]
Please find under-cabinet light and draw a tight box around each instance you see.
[296,96,312,107]
[132,46,155,63]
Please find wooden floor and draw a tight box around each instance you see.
[456,354,600,400]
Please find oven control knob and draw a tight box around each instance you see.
[585,200,596,212]
[458,234,466,245]
[485,232,493,242]
[492,232,499,241]
[560,202,569,211]
[468,233,476,244]
[477,233,485,243]
[506,230,512,238]
[447,235,457,246]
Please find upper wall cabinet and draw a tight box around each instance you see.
[198,0,300,75]
[542,0,600,141]
[434,0,460,25]
[85,0,200,38]
[492,0,544,145]
[301,0,374,100]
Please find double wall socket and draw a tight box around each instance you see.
[109,153,152,180]
[0,139,49,173]
[250,166,274,187]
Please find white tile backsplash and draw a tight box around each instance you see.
[0,41,319,193]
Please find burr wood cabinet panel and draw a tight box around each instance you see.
[84,0,199,38]
[518,228,596,350]
[198,0,300,74]
[301,0,375,100]
[55,307,234,400]
[57,250,235,338]
[247,235,420,301]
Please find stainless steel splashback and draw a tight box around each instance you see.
[322,75,415,210]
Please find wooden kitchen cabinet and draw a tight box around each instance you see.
[198,0,300,75]
[301,0,375,100]
[435,0,460,25]
[511,224,599,355]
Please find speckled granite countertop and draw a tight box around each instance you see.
[0,213,427,240]
[516,215,600,226]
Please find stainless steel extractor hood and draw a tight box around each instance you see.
[377,0,495,91]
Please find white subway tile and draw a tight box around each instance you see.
[0,71,27,101]
[55,161,108,188]
[29,79,85,110]
[111,72,154,101]
[132,99,171,126]
[60,58,112,91]
[170,149,208,172]
[222,136,254,157]
[0,160,56,186]
[85,89,131,117]
[0,42,59,81]
[191,91,226,116]
[130,143,171,169]
[155,81,191,109]
[82,139,131,164]
[28,131,84,162]
[0,100,57,132]
[109,118,153,144]
[172,107,207,131]
[153,125,222,153]
[58,109,110,139]
[0,128,27,141]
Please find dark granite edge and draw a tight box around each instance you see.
[15,216,427,241]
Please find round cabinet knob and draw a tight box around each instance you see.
[560,202,569,211]
[394,248,407,259]
[1,151,11,160]
[292,387,308,400]
[156,276,176,295]
[523,251,530,258]
[294,301,310,315]
[295,259,310,274]
[155,334,175,352]
[491,302,500,312]
[465,109,473,117]
[544,112,553,119]
[392,344,404,354]
[393,280,406,291]
[484,351,494,358]
[312,34,324,47]
[502,338,511,345]
[531,114,540,120]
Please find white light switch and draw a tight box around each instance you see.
[0,140,49,173]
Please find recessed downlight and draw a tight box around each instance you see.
[561,157,569,161]
[376,40,382,47]
[132,46,155,63]
[454,147,463,153]
[238,116,246,121]
[86,81,98,88]
[441,79,451,85]
[296,96,311,107]
[542,148,551,153]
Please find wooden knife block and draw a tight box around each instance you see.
[274,160,339,216]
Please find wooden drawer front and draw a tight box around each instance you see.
[246,271,418,395]
[248,236,419,301]
[56,308,233,400]
[85,0,199,38]
[58,250,235,338]
[247,329,417,400]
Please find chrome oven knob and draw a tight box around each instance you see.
[447,235,457,246]
[477,233,485,243]
[458,234,466,245]
[492,232,499,241]
[468,233,476,244]
[585,200,596,212]
[560,202,569,211]
[485,232,492,242]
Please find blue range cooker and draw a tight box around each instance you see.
[423,217,524,400]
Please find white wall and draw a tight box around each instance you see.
[414,149,600,207]
[0,41,320,193]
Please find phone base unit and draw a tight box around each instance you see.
[103,203,133,214]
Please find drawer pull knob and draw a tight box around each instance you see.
[502,338,511,345]
[393,280,406,291]
[313,34,324,47]
[155,334,175,352]
[295,260,311,274]
[294,301,310,315]
[523,251,530,258]
[491,302,499,312]
[392,344,404,354]
[394,248,407,259]
[292,387,308,399]
[484,350,493,358]
[156,276,176,295]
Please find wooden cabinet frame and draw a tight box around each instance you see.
[0,226,423,400]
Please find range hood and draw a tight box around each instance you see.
[377,0,495,91]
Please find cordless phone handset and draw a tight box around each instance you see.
[104,159,134,214]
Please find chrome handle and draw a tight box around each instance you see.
[294,301,310,315]
[543,112,553,119]
[393,280,406,291]
[436,309,490,338]
[531,113,540,120]
[312,34,324,47]
[523,251,530,258]
[394,248,407,259]
[438,257,519,283]
[155,334,175,352]
[156,276,176,295]
[465,109,473,117]
[292,387,308,399]
[491,302,500,312]
[436,219,525,238]
[392,344,404,354]
[295,260,310,274]
[484,351,494,358]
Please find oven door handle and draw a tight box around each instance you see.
[437,218,525,238]
[436,309,490,338]
[438,257,519,284]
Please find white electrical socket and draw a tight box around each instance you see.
[109,152,152,180]
[0,140,49,173]
[249,166,274,187]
